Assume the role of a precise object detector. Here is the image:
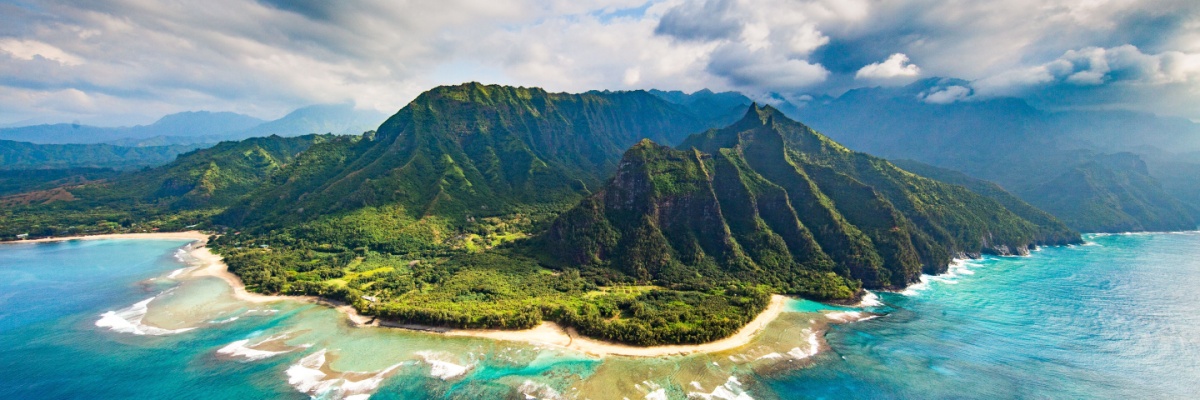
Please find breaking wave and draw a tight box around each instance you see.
[94,294,194,336]
[286,349,404,400]
[414,351,472,380]
[687,376,754,400]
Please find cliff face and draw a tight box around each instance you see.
[544,105,1081,297]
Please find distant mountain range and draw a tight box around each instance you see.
[0,140,206,170]
[0,103,387,146]
[760,78,1199,232]
[638,80,1200,233]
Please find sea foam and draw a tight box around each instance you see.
[825,311,865,323]
[518,380,563,400]
[216,334,294,361]
[285,349,404,400]
[414,351,472,380]
[857,290,883,308]
[784,329,821,360]
[95,295,194,336]
[687,376,755,400]
[902,258,980,295]
[217,339,284,361]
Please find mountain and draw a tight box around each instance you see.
[219,83,736,229]
[542,105,1079,298]
[111,104,386,146]
[0,105,386,147]
[0,168,121,197]
[0,111,264,145]
[0,134,330,238]
[779,78,1198,232]
[0,140,204,170]
[1147,157,1200,221]
[1019,153,1195,232]
[888,159,1078,235]
[1046,110,1200,156]
[0,84,1083,347]
[234,103,387,139]
[647,89,754,125]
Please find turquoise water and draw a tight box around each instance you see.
[773,232,1200,399]
[1,233,1198,398]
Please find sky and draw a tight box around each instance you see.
[1,0,1198,126]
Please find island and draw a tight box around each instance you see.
[0,83,1081,348]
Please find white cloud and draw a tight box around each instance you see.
[973,45,1200,97]
[0,38,83,66]
[855,53,920,80]
[2,0,1200,124]
[920,85,972,104]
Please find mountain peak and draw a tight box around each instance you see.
[419,82,553,107]
[735,103,791,127]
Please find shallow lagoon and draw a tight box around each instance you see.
[2,232,1198,398]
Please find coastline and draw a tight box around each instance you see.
[12,231,791,358]
[2,231,212,244]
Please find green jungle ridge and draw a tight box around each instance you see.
[0,83,1081,345]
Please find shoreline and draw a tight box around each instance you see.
[1,231,213,244]
[14,231,791,357]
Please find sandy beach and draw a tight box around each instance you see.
[7,231,790,357]
[3,231,212,244]
[435,295,789,357]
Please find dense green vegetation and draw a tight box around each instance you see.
[0,134,328,238]
[0,168,121,196]
[0,84,1086,346]
[0,139,204,170]
[544,106,1079,300]
[215,237,769,345]
[889,159,1080,240]
[219,83,738,231]
[1020,154,1196,232]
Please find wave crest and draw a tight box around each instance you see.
[95,295,194,336]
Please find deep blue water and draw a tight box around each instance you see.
[1,233,1198,399]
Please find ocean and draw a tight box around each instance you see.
[0,232,1197,399]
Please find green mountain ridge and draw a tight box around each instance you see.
[0,84,1087,346]
[543,105,1079,296]
[219,83,740,230]
[0,139,204,170]
[1019,153,1196,232]
[1,135,328,237]
[888,159,1079,235]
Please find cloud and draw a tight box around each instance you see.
[654,0,743,41]
[0,38,83,66]
[920,85,972,104]
[1,0,1199,125]
[652,0,862,94]
[855,53,920,82]
[706,43,829,90]
[971,45,1200,97]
